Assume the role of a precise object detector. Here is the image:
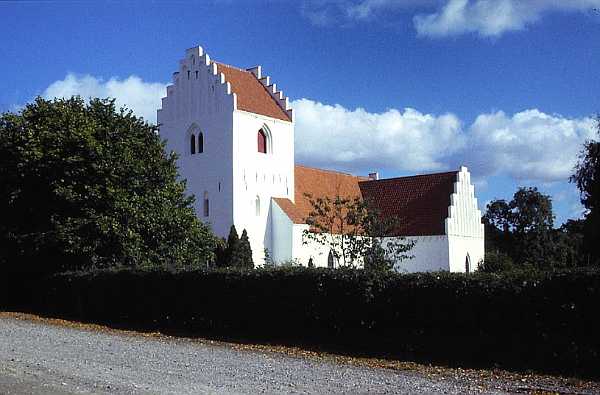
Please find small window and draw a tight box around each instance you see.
[187,70,191,80]
[195,70,198,79]
[465,254,471,274]
[218,182,221,192]
[203,192,209,217]
[257,129,267,154]
[190,134,196,154]
[255,195,260,216]
[198,132,204,153]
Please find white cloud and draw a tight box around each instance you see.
[292,98,464,173]
[293,99,596,182]
[414,0,600,38]
[38,74,597,183]
[303,0,600,37]
[468,109,596,181]
[42,73,167,123]
[346,0,434,20]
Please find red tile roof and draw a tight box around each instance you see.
[359,172,457,236]
[274,165,457,237]
[215,62,291,122]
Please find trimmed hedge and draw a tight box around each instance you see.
[2,267,599,378]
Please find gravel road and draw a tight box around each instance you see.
[0,314,594,394]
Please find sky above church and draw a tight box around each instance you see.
[2,0,600,225]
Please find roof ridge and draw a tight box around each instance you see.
[359,170,458,184]
[295,164,359,178]
[212,61,250,73]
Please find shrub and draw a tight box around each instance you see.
[1,266,599,378]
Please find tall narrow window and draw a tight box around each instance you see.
[198,132,204,153]
[257,129,267,154]
[203,192,209,217]
[190,134,196,154]
[465,254,471,274]
[255,195,260,216]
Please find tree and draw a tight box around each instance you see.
[224,225,240,267]
[303,193,414,270]
[483,187,582,270]
[238,229,254,269]
[221,225,253,269]
[0,97,216,274]
[571,117,600,264]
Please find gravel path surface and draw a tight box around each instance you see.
[0,314,596,394]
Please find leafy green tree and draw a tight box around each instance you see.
[303,193,414,270]
[483,187,584,270]
[478,251,515,273]
[0,97,216,274]
[571,117,600,264]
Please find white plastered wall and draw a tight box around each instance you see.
[388,236,450,273]
[231,104,294,267]
[158,46,236,238]
[269,200,294,263]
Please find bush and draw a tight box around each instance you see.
[0,97,216,273]
[1,266,599,378]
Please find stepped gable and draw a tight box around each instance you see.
[215,62,291,122]
[359,172,457,236]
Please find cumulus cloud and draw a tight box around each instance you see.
[293,99,596,182]
[38,74,596,183]
[468,109,596,181]
[292,98,464,173]
[42,73,167,123]
[414,0,600,38]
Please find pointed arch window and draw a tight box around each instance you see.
[257,129,267,154]
[198,132,204,153]
[465,254,471,274]
[190,134,196,155]
[255,195,260,216]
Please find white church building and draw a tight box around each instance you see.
[158,46,484,272]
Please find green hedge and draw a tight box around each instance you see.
[2,267,599,378]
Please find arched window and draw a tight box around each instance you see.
[328,250,335,269]
[465,254,471,274]
[257,129,267,154]
[198,132,204,153]
[255,195,260,216]
[190,134,196,155]
[203,191,209,217]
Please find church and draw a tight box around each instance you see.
[158,46,484,272]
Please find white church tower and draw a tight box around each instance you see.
[158,46,294,265]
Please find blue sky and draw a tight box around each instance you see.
[2,0,600,224]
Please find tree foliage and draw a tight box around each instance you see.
[571,117,600,264]
[217,225,253,269]
[483,187,584,271]
[303,193,414,270]
[0,97,216,273]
